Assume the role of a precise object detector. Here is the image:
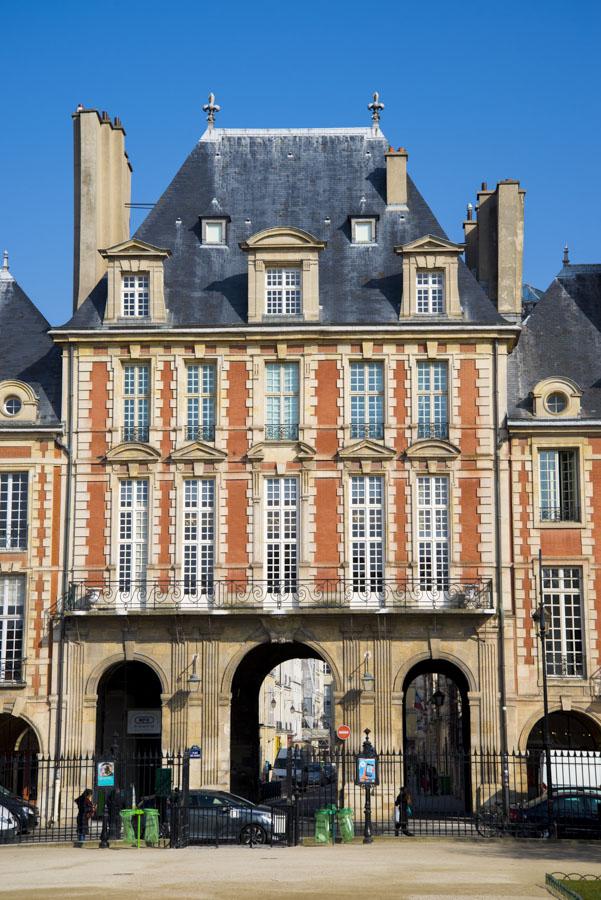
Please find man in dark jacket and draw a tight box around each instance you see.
[394,786,413,836]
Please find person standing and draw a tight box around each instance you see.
[75,789,95,846]
[394,785,413,836]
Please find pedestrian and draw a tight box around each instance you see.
[74,789,95,846]
[394,785,413,836]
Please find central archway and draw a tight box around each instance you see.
[96,660,162,757]
[230,641,331,799]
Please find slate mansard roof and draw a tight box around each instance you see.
[61,127,504,330]
[0,272,62,426]
[508,264,601,420]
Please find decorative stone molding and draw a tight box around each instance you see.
[338,438,396,464]
[394,234,463,319]
[246,440,316,462]
[104,442,161,465]
[531,376,582,418]
[0,380,38,423]
[404,438,460,462]
[99,238,171,323]
[170,440,227,464]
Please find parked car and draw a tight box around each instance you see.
[0,786,38,834]
[271,749,305,785]
[0,805,18,844]
[509,789,601,838]
[187,790,287,844]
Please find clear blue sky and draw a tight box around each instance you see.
[1,0,599,325]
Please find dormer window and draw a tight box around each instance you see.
[122,274,149,317]
[201,218,227,246]
[266,268,302,316]
[532,377,582,418]
[395,235,463,320]
[352,218,376,244]
[416,270,444,314]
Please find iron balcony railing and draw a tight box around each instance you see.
[122,425,150,443]
[265,423,299,441]
[539,505,580,523]
[61,578,494,614]
[186,424,216,442]
[0,657,23,683]
[0,527,28,551]
[417,422,449,440]
[350,423,384,440]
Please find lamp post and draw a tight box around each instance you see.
[361,728,375,844]
[532,549,555,838]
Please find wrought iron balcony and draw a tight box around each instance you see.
[122,425,150,443]
[350,423,384,440]
[417,422,449,440]
[61,578,494,615]
[265,423,299,441]
[186,424,216,442]
[0,657,24,683]
[0,527,27,551]
[539,505,580,523]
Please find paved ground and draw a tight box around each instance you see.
[1,839,601,899]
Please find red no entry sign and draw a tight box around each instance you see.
[337,724,351,741]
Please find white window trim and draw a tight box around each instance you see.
[182,478,215,596]
[201,218,228,246]
[417,360,449,440]
[118,478,149,592]
[265,362,300,441]
[350,475,385,594]
[416,474,450,592]
[351,218,377,245]
[0,575,25,683]
[264,476,299,594]
[121,272,150,317]
[542,566,585,678]
[265,267,302,316]
[349,360,385,441]
[416,269,445,315]
[0,471,29,551]
[186,362,217,442]
[123,363,150,442]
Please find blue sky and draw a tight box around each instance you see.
[1,0,599,324]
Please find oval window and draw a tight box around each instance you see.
[545,392,568,414]
[3,396,22,416]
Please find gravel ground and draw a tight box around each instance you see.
[1,838,601,899]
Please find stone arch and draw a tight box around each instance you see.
[392,650,477,695]
[518,706,601,752]
[220,638,342,697]
[85,651,169,697]
[0,711,43,755]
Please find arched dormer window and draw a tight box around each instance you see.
[0,381,38,423]
[240,227,326,323]
[531,377,582,419]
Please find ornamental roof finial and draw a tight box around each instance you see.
[368,91,384,126]
[563,244,570,266]
[0,249,13,282]
[203,92,221,128]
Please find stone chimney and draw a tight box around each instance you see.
[385,148,408,206]
[72,107,132,310]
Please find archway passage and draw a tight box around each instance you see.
[230,641,331,800]
[0,713,40,800]
[402,659,471,814]
[96,661,162,757]
[525,711,601,798]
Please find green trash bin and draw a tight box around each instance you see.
[143,808,160,846]
[120,809,136,845]
[314,808,332,844]
[336,808,354,843]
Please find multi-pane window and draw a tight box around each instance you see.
[118,479,149,591]
[539,450,580,522]
[187,364,216,441]
[416,271,444,314]
[266,363,299,441]
[417,361,448,439]
[266,268,302,316]
[417,476,449,590]
[266,478,298,593]
[543,567,584,677]
[0,473,28,550]
[351,476,384,592]
[183,480,214,595]
[123,364,149,442]
[122,274,149,317]
[0,576,24,682]
[350,362,384,439]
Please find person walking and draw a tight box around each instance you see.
[394,785,413,836]
[75,789,95,846]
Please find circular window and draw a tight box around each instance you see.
[3,396,22,417]
[545,392,568,414]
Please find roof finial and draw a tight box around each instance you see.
[368,91,384,127]
[0,249,14,283]
[466,202,474,221]
[202,92,221,129]
[563,244,570,266]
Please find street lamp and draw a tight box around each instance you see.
[532,549,556,837]
[430,688,445,712]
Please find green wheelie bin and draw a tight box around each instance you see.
[336,808,354,843]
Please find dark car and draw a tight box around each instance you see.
[187,790,287,844]
[510,790,601,838]
[0,785,38,834]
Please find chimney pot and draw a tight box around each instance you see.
[481,181,488,190]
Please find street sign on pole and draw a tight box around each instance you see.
[337,724,351,741]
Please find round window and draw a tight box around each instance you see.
[3,396,22,417]
[545,392,568,414]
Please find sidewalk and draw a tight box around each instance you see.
[2,839,601,899]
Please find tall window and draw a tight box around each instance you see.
[266,478,298,593]
[417,475,449,590]
[122,274,149,317]
[118,479,149,591]
[416,271,444,314]
[350,362,384,439]
[417,361,448,439]
[266,268,302,315]
[123,364,149,442]
[543,567,584,677]
[539,450,580,522]
[187,364,216,441]
[350,476,384,592]
[183,480,214,595]
[266,363,299,441]
[0,576,24,683]
[0,473,28,550]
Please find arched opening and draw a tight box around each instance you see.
[0,713,40,800]
[230,641,334,800]
[525,710,601,798]
[96,661,162,757]
[402,659,471,814]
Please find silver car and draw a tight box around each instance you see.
[187,790,287,845]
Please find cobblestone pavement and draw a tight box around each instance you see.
[2,838,601,899]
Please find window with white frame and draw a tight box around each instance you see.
[417,475,449,590]
[417,361,449,439]
[266,363,299,441]
[539,449,580,522]
[0,576,24,682]
[118,479,149,591]
[350,476,384,593]
[122,274,150,317]
[187,364,216,441]
[202,219,227,245]
[542,567,584,677]
[0,473,28,550]
[350,362,384,440]
[416,270,444,314]
[123,364,150,442]
[183,479,214,595]
[265,268,302,316]
[265,477,298,593]
[352,218,376,244]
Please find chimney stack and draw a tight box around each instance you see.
[72,107,132,310]
[385,147,409,207]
